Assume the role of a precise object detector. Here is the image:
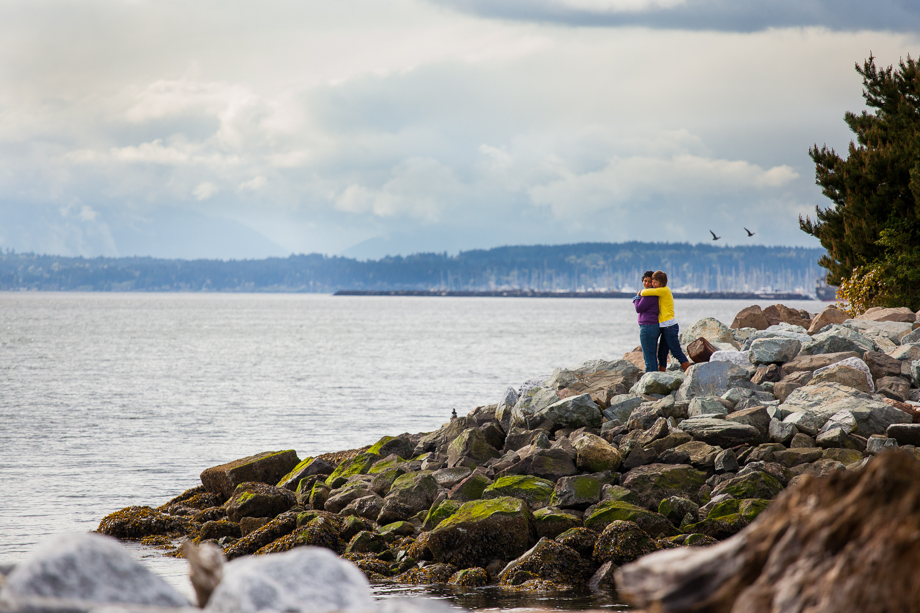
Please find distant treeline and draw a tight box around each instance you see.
[0,242,827,293]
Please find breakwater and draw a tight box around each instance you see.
[334,290,813,300]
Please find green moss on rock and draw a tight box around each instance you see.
[483,475,555,510]
[584,500,675,537]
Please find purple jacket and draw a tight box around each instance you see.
[634,295,659,325]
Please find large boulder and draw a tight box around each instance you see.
[749,337,801,365]
[206,546,374,613]
[276,457,335,491]
[862,351,904,383]
[856,306,916,323]
[675,361,756,402]
[324,453,381,488]
[498,537,594,587]
[807,304,849,335]
[483,475,556,510]
[593,520,660,566]
[781,351,861,377]
[201,450,300,499]
[678,417,763,447]
[730,305,771,331]
[513,393,603,430]
[323,483,375,514]
[711,469,784,501]
[680,317,740,349]
[223,482,296,522]
[500,448,579,481]
[763,304,812,329]
[799,325,876,356]
[843,319,915,344]
[508,388,562,429]
[810,362,873,393]
[223,511,299,559]
[446,428,501,468]
[1,533,189,607]
[782,382,895,428]
[551,474,606,510]
[414,417,473,456]
[620,463,708,510]
[427,497,536,569]
[819,405,913,439]
[367,433,416,460]
[377,472,439,524]
[97,506,188,540]
[573,433,623,472]
[603,394,644,423]
[584,500,675,537]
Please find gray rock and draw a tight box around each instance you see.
[749,337,802,365]
[782,411,820,437]
[678,417,762,447]
[816,427,851,449]
[901,328,920,345]
[687,396,729,418]
[742,327,811,350]
[205,546,374,613]
[604,394,644,423]
[910,360,920,386]
[1,533,189,607]
[781,382,894,428]
[799,325,876,356]
[866,435,898,454]
[818,410,858,435]
[514,393,602,430]
[631,372,685,396]
[697,494,734,520]
[676,361,757,402]
[495,386,520,428]
[714,449,739,473]
[680,317,739,348]
[769,418,797,444]
[842,319,915,344]
[509,387,560,429]
[726,406,771,436]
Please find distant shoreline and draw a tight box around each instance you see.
[334,289,819,300]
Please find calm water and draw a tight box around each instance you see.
[0,292,824,607]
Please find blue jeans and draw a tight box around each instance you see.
[658,323,688,369]
[639,324,660,372]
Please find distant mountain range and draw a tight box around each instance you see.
[0,242,828,294]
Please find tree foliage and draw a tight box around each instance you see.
[801,54,920,310]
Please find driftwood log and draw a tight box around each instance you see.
[615,450,920,612]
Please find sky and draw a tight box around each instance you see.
[0,0,917,260]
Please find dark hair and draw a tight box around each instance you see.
[642,270,654,280]
[652,270,668,286]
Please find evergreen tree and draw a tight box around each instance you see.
[801,54,920,311]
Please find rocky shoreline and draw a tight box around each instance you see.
[4,302,920,612]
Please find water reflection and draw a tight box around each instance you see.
[372,582,631,610]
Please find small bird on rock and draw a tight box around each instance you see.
[709,230,721,241]
[451,408,457,421]
[744,227,755,237]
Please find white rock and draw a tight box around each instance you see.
[205,547,374,613]
[0,533,189,607]
[710,350,753,369]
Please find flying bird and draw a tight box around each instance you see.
[744,227,756,237]
[709,230,721,241]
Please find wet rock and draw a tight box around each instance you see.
[499,537,594,587]
[593,520,659,566]
[731,305,771,331]
[394,563,457,585]
[206,546,374,613]
[584,500,675,537]
[223,482,296,522]
[552,474,605,510]
[377,473,439,524]
[344,530,388,555]
[447,471,492,502]
[1,533,190,607]
[533,507,582,539]
[200,450,300,499]
[483,475,555,510]
[684,498,771,539]
[446,428,501,468]
[200,520,242,541]
[427,496,536,569]
[223,511,299,559]
[276,457,335,491]
[98,506,189,540]
[448,567,490,587]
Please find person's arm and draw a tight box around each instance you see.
[635,296,658,314]
[639,287,670,297]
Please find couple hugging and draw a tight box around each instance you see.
[633,270,691,374]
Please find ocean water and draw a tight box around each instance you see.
[0,292,825,607]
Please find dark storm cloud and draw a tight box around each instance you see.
[429,0,920,33]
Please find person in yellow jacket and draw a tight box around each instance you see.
[639,270,691,373]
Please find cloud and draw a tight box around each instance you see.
[239,176,267,191]
[193,182,219,201]
[426,0,920,32]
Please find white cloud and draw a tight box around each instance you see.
[239,176,267,191]
[193,182,219,201]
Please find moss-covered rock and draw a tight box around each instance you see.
[657,496,700,527]
[602,485,641,505]
[345,530,389,555]
[368,434,415,460]
[499,537,594,587]
[344,553,392,579]
[427,496,536,569]
[378,472,439,524]
[682,498,771,539]
[483,475,555,510]
[223,511,298,559]
[448,568,490,587]
[551,474,605,510]
[592,520,659,566]
[378,521,418,540]
[711,470,783,501]
[200,450,301,499]
[555,527,599,559]
[308,482,330,510]
[583,500,675,537]
[423,499,461,531]
[198,519,241,541]
[395,563,458,584]
[620,463,708,511]
[323,482,375,514]
[447,428,501,468]
[276,456,334,490]
[222,481,296,522]
[448,472,492,502]
[325,452,381,488]
[533,507,583,539]
[98,506,189,540]
[157,486,226,513]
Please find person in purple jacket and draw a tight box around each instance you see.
[633,271,660,373]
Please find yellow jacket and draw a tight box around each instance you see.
[640,287,675,323]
